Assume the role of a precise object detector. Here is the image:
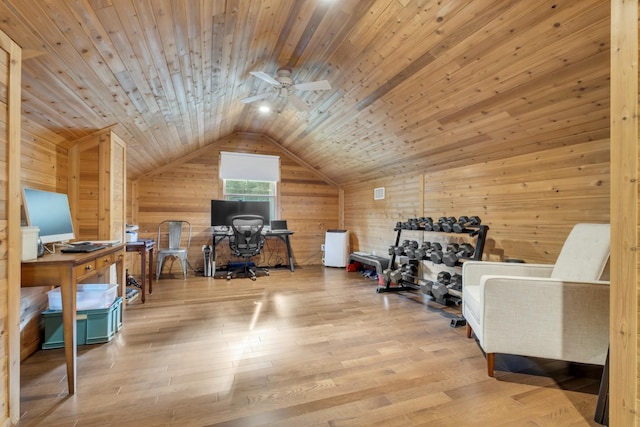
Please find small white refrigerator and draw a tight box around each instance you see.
[323,229,350,267]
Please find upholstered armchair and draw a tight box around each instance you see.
[462,223,610,377]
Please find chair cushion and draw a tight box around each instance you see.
[551,223,610,281]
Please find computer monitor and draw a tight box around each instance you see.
[211,200,239,227]
[211,200,271,226]
[22,187,76,244]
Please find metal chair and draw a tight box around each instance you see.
[156,220,191,280]
[227,215,269,281]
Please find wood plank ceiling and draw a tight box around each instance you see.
[0,0,610,185]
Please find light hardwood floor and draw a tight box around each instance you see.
[18,266,603,426]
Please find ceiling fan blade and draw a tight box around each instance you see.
[287,94,310,111]
[240,92,272,103]
[293,80,332,91]
[250,71,281,86]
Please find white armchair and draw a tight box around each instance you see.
[462,223,610,377]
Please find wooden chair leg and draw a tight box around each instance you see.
[466,323,472,338]
[487,353,495,377]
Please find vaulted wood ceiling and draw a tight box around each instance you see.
[1,0,609,185]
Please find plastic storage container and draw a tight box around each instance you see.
[21,226,39,261]
[42,296,123,349]
[47,283,118,311]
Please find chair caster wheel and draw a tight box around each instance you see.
[251,276,256,281]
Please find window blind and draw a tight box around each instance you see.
[219,152,280,181]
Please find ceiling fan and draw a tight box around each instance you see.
[240,68,331,111]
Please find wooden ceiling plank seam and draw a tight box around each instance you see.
[378,13,607,114]
[21,0,168,166]
[36,1,146,120]
[132,0,189,157]
[436,49,609,126]
[286,0,331,69]
[93,3,162,117]
[146,0,189,147]
[12,18,128,130]
[353,1,530,112]
[102,7,180,164]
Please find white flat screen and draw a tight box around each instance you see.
[22,188,76,244]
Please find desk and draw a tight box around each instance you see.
[21,244,126,394]
[212,230,295,273]
[125,240,155,303]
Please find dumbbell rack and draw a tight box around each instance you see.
[376,221,489,298]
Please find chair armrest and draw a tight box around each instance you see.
[462,261,554,287]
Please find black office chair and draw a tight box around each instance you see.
[227,215,269,281]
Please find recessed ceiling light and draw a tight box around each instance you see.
[258,104,271,113]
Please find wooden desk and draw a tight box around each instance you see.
[212,230,295,274]
[21,244,126,394]
[125,240,155,303]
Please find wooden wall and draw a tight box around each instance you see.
[4,29,22,424]
[609,0,638,424]
[132,133,339,276]
[19,123,69,362]
[68,129,127,243]
[344,138,610,265]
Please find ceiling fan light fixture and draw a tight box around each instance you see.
[240,67,332,111]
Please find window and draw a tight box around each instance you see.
[223,179,277,221]
[219,152,280,220]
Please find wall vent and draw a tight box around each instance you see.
[374,187,385,200]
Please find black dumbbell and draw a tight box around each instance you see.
[449,273,463,290]
[406,240,420,258]
[418,217,433,230]
[436,271,451,284]
[401,263,418,281]
[389,268,402,284]
[407,218,420,230]
[425,242,441,259]
[453,216,482,233]
[441,217,458,232]
[430,243,445,264]
[431,271,452,303]
[458,243,475,259]
[421,280,434,296]
[405,242,418,258]
[431,217,447,232]
[415,241,430,259]
[431,281,448,302]
[442,243,461,267]
[442,243,475,267]
[423,217,435,231]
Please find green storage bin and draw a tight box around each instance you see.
[42,296,123,349]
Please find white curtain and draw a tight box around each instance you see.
[219,152,280,181]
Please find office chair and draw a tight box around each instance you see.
[156,220,192,280]
[227,215,269,281]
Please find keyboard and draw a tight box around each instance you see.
[61,243,104,253]
[267,229,290,234]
